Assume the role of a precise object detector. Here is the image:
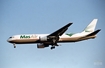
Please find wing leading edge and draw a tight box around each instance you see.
[48,23,73,36]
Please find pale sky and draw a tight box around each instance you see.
[0,0,105,68]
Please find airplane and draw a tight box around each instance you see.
[7,19,101,49]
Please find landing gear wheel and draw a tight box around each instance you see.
[13,43,16,48]
[14,46,16,48]
[51,47,55,50]
[52,39,56,44]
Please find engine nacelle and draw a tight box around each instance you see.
[39,36,48,41]
[37,43,45,48]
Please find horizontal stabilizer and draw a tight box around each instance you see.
[79,29,101,40]
[86,29,101,36]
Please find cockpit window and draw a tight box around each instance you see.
[9,36,14,38]
[9,37,12,38]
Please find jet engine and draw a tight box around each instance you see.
[37,43,45,48]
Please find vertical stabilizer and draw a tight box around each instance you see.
[82,19,98,33]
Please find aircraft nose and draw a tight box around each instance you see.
[7,39,12,43]
[7,39,10,42]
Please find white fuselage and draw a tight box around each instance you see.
[7,33,96,44]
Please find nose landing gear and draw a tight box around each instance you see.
[13,43,16,48]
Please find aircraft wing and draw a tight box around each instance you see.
[48,23,73,36]
[38,23,72,49]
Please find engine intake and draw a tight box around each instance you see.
[37,43,45,48]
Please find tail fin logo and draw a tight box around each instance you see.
[85,25,93,32]
[83,19,98,33]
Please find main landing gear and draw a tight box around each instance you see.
[50,39,57,50]
[13,43,16,48]
[50,44,60,50]
[50,44,61,50]
[51,46,55,50]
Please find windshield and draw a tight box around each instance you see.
[9,36,14,38]
[9,37,12,38]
